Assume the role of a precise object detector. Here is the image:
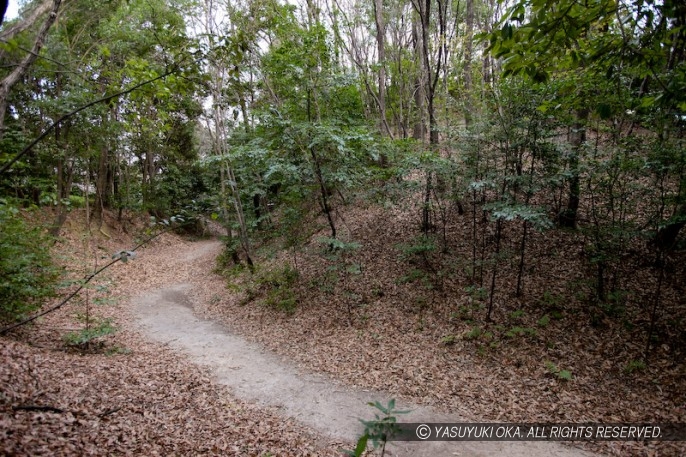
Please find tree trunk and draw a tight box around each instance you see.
[414,0,445,232]
[93,142,110,225]
[0,0,61,135]
[411,15,426,141]
[515,220,528,297]
[463,0,474,127]
[559,108,588,228]
[306,87,336,239]
[0,0,54,42]
[225,162,254,269]
[50,72,74,237]
[374,0,390,144]
[487,218,502,321]
[50,130,74,236]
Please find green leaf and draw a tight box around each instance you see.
[501,24,513,40]
[640,96,656,108]
[346,263,362,274]
[558,370,573,381]
[351,434,369,457]
[596,103,612,119]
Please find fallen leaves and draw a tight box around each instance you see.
[0,211,343,456]
[3,203,685,456]
[0,335,342,456]
[196,201,685,457]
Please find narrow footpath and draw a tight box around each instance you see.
[132,240,597,457]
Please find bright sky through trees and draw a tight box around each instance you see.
[5,0,18,20]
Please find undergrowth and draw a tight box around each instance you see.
[0,201,60,323]
[236,264,300,313]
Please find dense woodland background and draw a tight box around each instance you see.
[0,0,685,454]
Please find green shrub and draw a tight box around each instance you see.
[464,285,487,301]
[440,334,457,345]
[0,201,59,323]
[624,359,646,374]
[68,195,86,208]
[265,287,297,313]
[396,268,427,284]
[505,326,537,338]
[345,399,410,457]
[509,309,526,320]
[464,326,482,340]
[257,265,299,289]
[214,239,242,274]
[255,265,299,313]
[63,318,117,348]
[537,315,551,327]
[396,236,436,261]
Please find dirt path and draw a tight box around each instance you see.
[132,240,597,457]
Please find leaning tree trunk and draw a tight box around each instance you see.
[0,0,62,135]
[225,162,254,269]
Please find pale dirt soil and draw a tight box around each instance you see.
[191,198,685,457]
[0,210,345,456]
[1,203,685,456]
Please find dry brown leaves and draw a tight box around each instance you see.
[195,198,685,457]
[3,200,685,456]
[0,210,343,456]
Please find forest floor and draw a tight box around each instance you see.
[192,195,685,457]
[0,213,596,457]
[0,211,345,456]
[1,203,684,456]
[132,238,596,457]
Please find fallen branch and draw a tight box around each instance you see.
[13,404,65,414]
[98,407,121,418]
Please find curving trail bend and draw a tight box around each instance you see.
[132,240,598,457]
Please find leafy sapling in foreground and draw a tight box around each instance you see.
[344,399,410,457]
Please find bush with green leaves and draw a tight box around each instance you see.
[0,201,60,323]
[242,265,300,313]
[624,359,646,374]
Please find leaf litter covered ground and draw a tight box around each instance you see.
[0,210,343,456]
[191,197,685,457]
[1,202,684,456]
